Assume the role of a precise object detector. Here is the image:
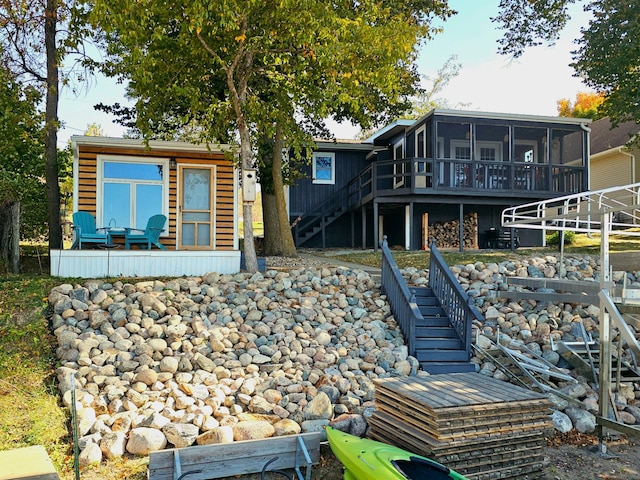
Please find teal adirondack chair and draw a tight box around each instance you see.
[71,211,110,249]
[124,214,167,250]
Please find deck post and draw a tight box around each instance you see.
[597,211,612,446]
[405,204,411,250]
[458,203,464,253]
[361,206,367,249]
[350,211,355,248]
[373,201,379,252]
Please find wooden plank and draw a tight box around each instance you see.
[506,277,604,294]
[498,290,599,304]
[148,432,321,480]
[0,446,59,480]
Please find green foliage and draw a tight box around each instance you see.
[493,0,640,128]
[573,1,640,127]
[0,66,50,240]
[547,230,576,246]
[492,0,573,58]
[91,0,454,147]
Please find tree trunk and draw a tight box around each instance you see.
[271,125,297,257]
[0,201,21,274]
[238,119,258,272]
[45,0,62,251]
[261,192,283,255]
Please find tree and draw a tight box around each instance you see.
[572,1,640,127]
[91,0,454,271]
[0,0,91,251]
[557,91,605,120]
[493,0,640,128]
[0,65,45,272]
[405,54,466,119]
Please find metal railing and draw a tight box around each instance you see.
[379,237,422,356]
[427,241,482,357]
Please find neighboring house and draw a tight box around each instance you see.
[589,117,640,192]
[50,136,240,278]
[289,109,592,250]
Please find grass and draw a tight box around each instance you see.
[317,231,640,270]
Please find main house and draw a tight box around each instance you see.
[589,117,640,192]
[50,136,241,278]
[289,109,592,250]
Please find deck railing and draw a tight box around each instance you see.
[379,237,422,356]
[427,241,482,358]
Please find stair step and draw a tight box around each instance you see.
[410,287,435,298]
[415,326,459,338]
[415,338,465,350]
[414,349,470,362]
[419,316,451,327]
[414,297,440,307]
[418,306,446,316]
[420,362,477,374]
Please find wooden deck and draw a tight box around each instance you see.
[369,373,553,480]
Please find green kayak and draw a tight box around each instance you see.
[326,427,468,480]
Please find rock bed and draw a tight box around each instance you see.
[49,253,640,466]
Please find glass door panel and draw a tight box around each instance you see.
[180,167,214,249]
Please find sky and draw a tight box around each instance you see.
[57,1,593,147]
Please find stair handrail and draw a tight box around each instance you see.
[295,164,374,241]
[428,241,484,359]
[379,236,422,357]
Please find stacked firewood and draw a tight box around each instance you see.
[428,212,478,249]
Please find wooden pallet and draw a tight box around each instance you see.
[369,373,552,480]
[148,432,321,480]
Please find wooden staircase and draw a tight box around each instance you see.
[409,286,476,374]
[296,206,348,246]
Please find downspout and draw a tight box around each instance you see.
[581,122,592,237]
[618,147,636,224]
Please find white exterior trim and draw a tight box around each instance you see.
[50,249,241,278]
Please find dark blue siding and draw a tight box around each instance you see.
[288,149,370,218]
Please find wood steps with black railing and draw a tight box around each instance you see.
[410,286,476,374]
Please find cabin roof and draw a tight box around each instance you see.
[71,135,235,155]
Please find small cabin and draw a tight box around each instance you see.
[50,136,241,278]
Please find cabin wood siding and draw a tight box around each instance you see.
[591,152,632,191]
[77,145,235,251]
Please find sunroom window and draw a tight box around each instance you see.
[98,156,169,231]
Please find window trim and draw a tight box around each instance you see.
[312,152,335,185]
[450,139,471,160]
[476,141,503,162]
[415,125,426,159]
[97,155,170,233]
[393,139,405,188]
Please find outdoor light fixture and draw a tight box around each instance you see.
[169,158,177,169]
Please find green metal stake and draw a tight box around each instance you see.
[71,374,80,480]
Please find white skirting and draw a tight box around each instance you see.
[50,249,242,278]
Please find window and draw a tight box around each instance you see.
[450,140,471,159]
[476,141,503,162]
[312,152,335,184]
[98,156,169,231]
